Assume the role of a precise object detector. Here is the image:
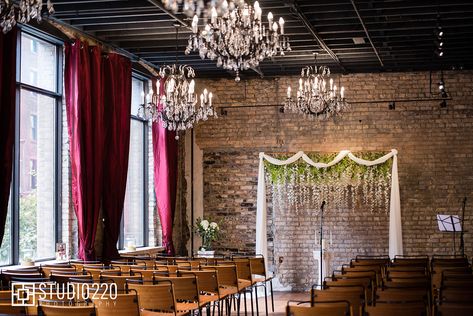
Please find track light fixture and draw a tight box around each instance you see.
[434,16,444,58]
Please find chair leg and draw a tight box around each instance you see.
[269,280,274,312]
[264,283,268,316]
[249,288,254,316]
[243,291,247,316]
[254,286,259,316]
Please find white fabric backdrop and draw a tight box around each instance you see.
[256,149,403,264]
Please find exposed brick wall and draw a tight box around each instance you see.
[188,70,473,290]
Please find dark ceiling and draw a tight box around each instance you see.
[50,0,473,78]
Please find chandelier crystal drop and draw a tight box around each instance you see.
[185,0,290,81]
[285,60,348,119]
[0,0,54,34]
[137,64,217,140]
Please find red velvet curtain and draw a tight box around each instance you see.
[0,29,17,246]
[152,78,178,255]
[101,54,132,260]
[65,40,105,260]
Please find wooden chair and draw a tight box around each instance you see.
[50,272,92,285]
[201,265,239,316]
[249,256,274,315]
[179,270,220,315]
[100,275,143,292]
[83,266,121,281]
[287,300,351,316]
[38,301,95,316]
[328,276,373,304]
[92,292,140,316]
[436,302,473,316]
[154,276,200,314]
[130,267,169,283]
[0,290,26,314]
[365,302,426,316]
[126,282,187,316]
[312,286,364,316]
[233,259,255,316]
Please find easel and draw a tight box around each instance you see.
[437,214,462,255]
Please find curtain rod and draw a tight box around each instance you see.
[46,16,159,77]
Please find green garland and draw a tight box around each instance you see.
[264,152,392,185]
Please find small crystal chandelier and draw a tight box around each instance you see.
[185,0,290,81]
[138,26,217,140]
[285,54,348,119]
[0,0,54,34]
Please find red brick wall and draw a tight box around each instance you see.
[183,70,473,290]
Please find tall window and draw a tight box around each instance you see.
[0,30,62,265]
[122,76,149,248]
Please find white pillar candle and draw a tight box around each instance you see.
[341,86,345,98]
[287,86,291,98]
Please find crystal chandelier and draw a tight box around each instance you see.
[161,0,231,18]
[285,56,348,119]
[185,0,290,81]
[137,64,217,140]
[1,0,54,34]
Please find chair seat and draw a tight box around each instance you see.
[199,293,219,306]
[219,286,238,297]
[238,279,252,290]
[140,309,189,316]
[175,301,199,312]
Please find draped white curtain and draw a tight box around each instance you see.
[256,149,402,263]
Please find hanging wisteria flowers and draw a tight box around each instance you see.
[266,152,392,217]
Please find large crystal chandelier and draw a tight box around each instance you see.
[185,0,290,81]
[137,26,216,139]
[1,0,54,34]
[137,64,217,139]
[161,0,230,18]
[285,55,348,119]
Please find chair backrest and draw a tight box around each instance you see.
[0,290,25,314]
[100,275,142,292]
[375,288,427,304]
[365,302,426,316]
[287,301,351,316]
[127,282,177,312]
[38,302,95,316]
[249,257,266,276]
[84,267,120,281]
[154,276,199,303]
[233,259,252,281]
[203,265,238,288]
[92,292,140,316]
[437,302,473,316]
[312,289,363,316]
[130,268,168,282]
[179,270,219,295]
[50,273,92,285]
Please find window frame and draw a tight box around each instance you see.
[118,73,150,250]
[3,26,64,266]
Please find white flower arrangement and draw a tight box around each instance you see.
[195,218,220,250]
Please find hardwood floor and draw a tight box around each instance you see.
[242,291,309,316]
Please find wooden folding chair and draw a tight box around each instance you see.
[127,281,187,316]
[287,300,351,316]
[92,292,140,316]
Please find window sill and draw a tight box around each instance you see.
[119,246,165,257]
